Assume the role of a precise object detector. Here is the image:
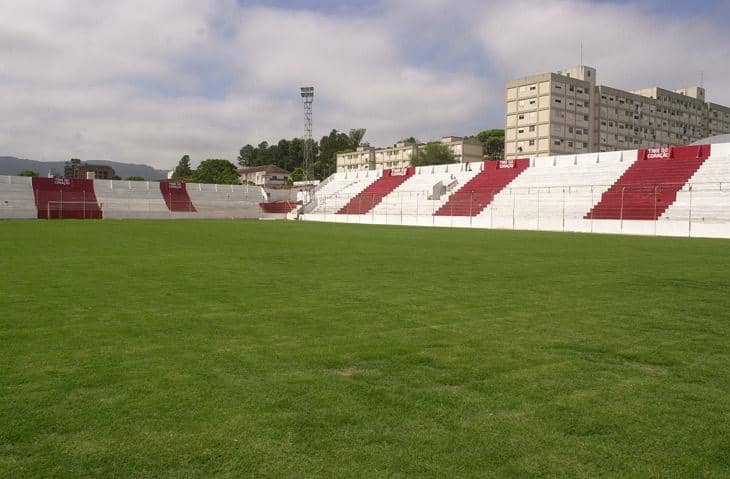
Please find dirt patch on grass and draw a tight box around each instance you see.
[337,367,359,377]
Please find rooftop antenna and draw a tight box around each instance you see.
[700,70,704,88]
[580,40,583,66]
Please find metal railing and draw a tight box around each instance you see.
[301,181,730,238]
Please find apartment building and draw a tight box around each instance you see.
[336,137,483,173]
[505,66,730,160]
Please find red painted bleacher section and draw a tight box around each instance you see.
[160,182,196,212]
[435,159,529,216]
[337,167,415,214]
[586,144,711,220]
[31,177,103,219]
[259,201,301,213]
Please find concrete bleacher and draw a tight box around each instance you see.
[93,180,171,219]
[2,175,266,220]
[587,145,711,220]
[661,143,730,229]
[0,176,37,219]
[478,150,636,231]
[186,182,265,219]
[92,180,266,219]
[305,170,380,215]
[301,142,730,238]
[372,163,481,217]
[338,168,416,214]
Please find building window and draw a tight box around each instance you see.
[529,140,535,146]
[555,98,562,104]
[529,125,535,132]
[518,129,524,133]
[568,141,573,147]
[518,114,524,119]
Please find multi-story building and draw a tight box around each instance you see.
[64,158,116,179]
[336,136,483,173]
[505,66,730,160]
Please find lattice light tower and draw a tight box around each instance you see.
[300,86,315,181]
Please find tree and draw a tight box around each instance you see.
[112,175,122,180]
[400,136,417,144]
[411,142,456,166]
[237,145,255,167]
[18,170,39,177]
[476,129,505,160]
[348,128,367,149]
[125,176,144,181]
[192,159,240,184]
[289,167,303,183]
[319,129,352,179]
[173,155,193,180]
[256,142,271,166]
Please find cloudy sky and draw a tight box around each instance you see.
[2,0,729,169]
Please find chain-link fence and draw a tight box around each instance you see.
[302,181,730,238]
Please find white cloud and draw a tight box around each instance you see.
[0,0,728,169]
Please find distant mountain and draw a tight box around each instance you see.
[0,156,169,180]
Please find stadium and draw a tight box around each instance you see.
[3,0,730,475]
[2,137,730,476]
[3,140,730,239]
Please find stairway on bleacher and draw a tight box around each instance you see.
[586,145,711,220]
[435,160,529,216]
[337,167,415,214]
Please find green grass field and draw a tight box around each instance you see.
[1,220,729,478]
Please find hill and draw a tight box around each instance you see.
[0,156,168,180]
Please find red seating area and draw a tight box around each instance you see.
[259,201,301,213]
[337,167,415,214]
[32,177,103,219]
[586,144,711,220]
[435,159,529,216]
[160,182,196,212]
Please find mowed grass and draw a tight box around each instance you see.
[1,220,729,478]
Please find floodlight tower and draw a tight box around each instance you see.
[300,86,315,181]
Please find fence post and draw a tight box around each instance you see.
[590,185,594,233]
[620,186,625,232]
[562,187,566,232]
[400,193,404,226]
[450,195,454,228]
[512,188,516,230]
[60,189,63,220]
[469,191,473,227]
[432,195,436,226]
[654,185,658,236]
[371,194,375,224]
[688,183,693,238]
[83,190,86,219]
[490,189,494,229]
[537,187,540,231]
[415,193,419,226]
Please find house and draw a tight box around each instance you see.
[238,165,291,188]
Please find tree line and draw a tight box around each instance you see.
[170,128,504,184]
